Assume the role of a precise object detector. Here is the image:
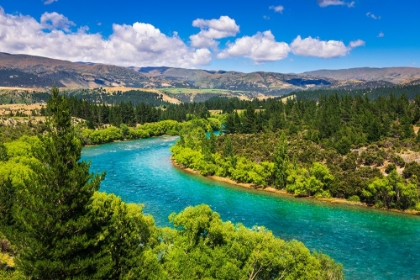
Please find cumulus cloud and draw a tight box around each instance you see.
[377,32,384,38]
[190,16,239,48]
[217,31,290,63]
[317,0,355,7]
[0,7,211,67]
[270,5,284,13]
[40,12,75,32]
[290,36,364,58]
[44,0,58,5]
[366,12,381,20]
[349,39,365,48]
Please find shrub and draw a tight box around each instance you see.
[347,195,361,203]
[385,164,396,174]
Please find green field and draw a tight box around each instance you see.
[157,88,237,95]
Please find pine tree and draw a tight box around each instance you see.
[223,113,236,134]
[223,136,233,158]
[0,142,8,162]
[242,104,256,134]
[209,131,216,154]
[14,86,111,279]
[273,133,288,189]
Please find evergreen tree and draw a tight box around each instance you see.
[273,133,288,189]
[400,114,414,139]
[242,104,257,134]
[0,142,8,162]
[209,131,216,154]
[223,113,236,134]
[0,178,15,237]
[13,86,110,279]
[223,136,233,158]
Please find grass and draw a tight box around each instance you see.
[157,88,237,95]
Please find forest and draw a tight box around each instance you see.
[0,87,344,279]
[172,93,420,211]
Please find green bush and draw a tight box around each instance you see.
[347,195,361,202]
[385,164,396,174]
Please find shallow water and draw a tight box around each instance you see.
[82,137,420,280]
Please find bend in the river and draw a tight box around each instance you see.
[82,136,420,280]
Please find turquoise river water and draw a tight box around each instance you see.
[81,136,420,280]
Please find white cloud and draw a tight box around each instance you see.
[190,16,239,48]
[290,36,364,58]
[377,32,384,38]
[190,48,212,65]
[0,7,211,67]
[349,39,365,48]
[190,34,218,49]
[366,12,381,20]
[41,12,75,32]
[217,31,290,63]
[317,0,355,7]
[270,5,284,13]
[44,0,58,5]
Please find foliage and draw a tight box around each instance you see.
[363,170,418,209]
[347,195,361,203]
[171,92,420,210]
[161,204,344,280]
[0,87,344,279]
[0,87,156,279]
[273,133,288,189]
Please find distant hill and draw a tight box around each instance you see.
[0,52,150,88]
[130,66,335,96]
[1,53,420,103]
[304,67,420,84]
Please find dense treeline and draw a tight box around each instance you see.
[202,84,420,113]
[222,94,420,142]
[204,97,264,112]
[0,88,168,106]
[65,89,168,106]
[40,96,211,128]
[285,84,420,102]
[0,87,344,279]
[172,93,420,211]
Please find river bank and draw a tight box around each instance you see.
[172,159,420,216]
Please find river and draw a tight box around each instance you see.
[81,136,420,280]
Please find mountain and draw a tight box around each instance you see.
[1,53,420,103]
[0,52,150,88]
[131,66,334,96]
[304,67,420,84]
[0,53,335,95]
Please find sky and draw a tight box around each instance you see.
[0,0,419,73]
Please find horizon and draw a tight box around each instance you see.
[3,51,420,75]
[0,1,419,73]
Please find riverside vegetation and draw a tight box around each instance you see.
[0,87,344,279]
[172,93,420,211]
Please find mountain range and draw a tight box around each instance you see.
[1,52,420,99]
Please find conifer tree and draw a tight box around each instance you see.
[242,104,256,134]
[14,86,110,279]
[0,142,8,162]
[223,136,233,158]
[273,133,288,189]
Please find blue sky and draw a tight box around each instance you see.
[0,0,418,73]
